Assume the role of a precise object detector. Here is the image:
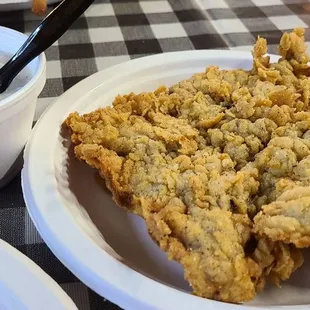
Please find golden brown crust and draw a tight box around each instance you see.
[146,205,258,302]
[254,186,310,248]
[250,237,303,287]
[64,28,310,303]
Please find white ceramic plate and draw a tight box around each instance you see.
[0,0,59,11]
[0,239,77,310]
[22,50,310,310]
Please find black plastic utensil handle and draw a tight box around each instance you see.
[0,0,95,91]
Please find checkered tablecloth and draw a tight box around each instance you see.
[1,0,310,309]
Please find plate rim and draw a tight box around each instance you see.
[22,49,306,310]
[0,239,77,309]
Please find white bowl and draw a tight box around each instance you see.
[0,26,46,187]
[22,51,310,310]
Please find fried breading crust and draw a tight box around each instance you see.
[254,186,310,247]
[65,28,310,303]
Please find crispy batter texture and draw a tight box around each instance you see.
[250,237,303,287]
[254,186,310,247]
[65,28,310,303]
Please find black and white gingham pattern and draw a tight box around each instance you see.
[0,0,310,309]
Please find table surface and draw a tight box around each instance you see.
[1,0,310,309]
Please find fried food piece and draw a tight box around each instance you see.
[64,28,310,303]
[254,186,310,248]
[32,0,47,16]
[146,202,260,302]
[66,109,261,303]
[67,110,259,216]
[251,237,303,287]
[279,27,309,68]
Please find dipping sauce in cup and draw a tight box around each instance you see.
[0,26,46,188]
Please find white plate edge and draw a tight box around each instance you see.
[22,49,303,310]
[0,239,77,309]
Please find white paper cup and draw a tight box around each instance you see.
[0,26,46,187]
